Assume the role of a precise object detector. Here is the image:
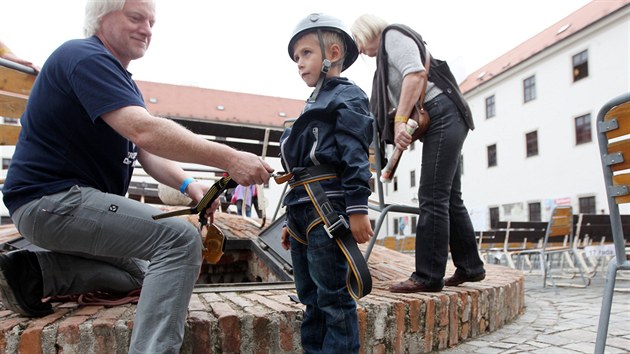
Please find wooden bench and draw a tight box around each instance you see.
[0,58,36,186]
[476,221,547,268]
[381,236,399,252]
[399,236,415,253]
[573,213,630,277]
[476,214,630,279]
[574,214,630,245]
[504,206,590,288]
[0,58,36,145]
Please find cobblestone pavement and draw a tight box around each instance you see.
[438,271,630,354]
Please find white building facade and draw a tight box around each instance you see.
[372,1,630,235]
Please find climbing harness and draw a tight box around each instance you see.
[283,165,372,300]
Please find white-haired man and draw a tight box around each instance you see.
[0,1,273,352]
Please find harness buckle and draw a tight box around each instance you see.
[324,216,349,239]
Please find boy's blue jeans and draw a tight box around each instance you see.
[287,204,360,354]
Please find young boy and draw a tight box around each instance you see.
[279,13,374,354]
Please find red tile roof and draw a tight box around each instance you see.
[459,0,630,94]
[135,80,305,128]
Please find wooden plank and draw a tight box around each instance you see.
[0,66,36,95]
[607,139,630,172]
[496,221,547,230]
[508,222,547,230]
[0,90,28,118]
[613,173,630,204]
[476,231,497,247]
[475,231,505,251]
[505,230,546,243]
[382,237,397,251]
[604,101,630,139]
[400,236,415,253]
[0,124,21,145]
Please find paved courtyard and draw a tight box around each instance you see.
[438,270,630,354]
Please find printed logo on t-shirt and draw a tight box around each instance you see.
[123,151,138,165]
[108,204,119,213]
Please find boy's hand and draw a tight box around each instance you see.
[349,214,374,244]
[281,227,291,250]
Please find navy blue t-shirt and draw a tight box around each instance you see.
[2,36,145,215]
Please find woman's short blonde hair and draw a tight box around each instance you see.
[351,14,389,48]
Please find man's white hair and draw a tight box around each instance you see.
[83,0,156,37]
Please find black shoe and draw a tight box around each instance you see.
[0,250,52,317]
[444,271,486,287]
[389,277,443,293]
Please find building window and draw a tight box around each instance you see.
[411,216,417,234]
[526,130,538,157]
[489,207,500,229]
[487,144,497,167]
[575,113,592,145]
[579,196,596,214]
[410,170,416,188]
[393,218,399,235]
[485,95,496,119]
[393,176,398,191]
[528,202,541,221]
[2,158,10,170]
[523,75,536,103]
[572,50,588,82]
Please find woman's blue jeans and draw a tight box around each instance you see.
[412,94,485,286]
[287,204,360,354]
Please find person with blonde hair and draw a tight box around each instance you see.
[0,0,272,352]
[0,39,40,72]
[352,14,485,293]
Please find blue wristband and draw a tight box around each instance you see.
[179,177,196,194]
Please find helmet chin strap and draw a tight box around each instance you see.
[308,29,332,103]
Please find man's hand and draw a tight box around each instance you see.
[228,152,274,186]
[186,181,219,223]
[349,214,374,244]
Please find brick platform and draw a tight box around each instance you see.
[0,214,525,353]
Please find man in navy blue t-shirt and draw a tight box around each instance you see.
[0,1,273,353]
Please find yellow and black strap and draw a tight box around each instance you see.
[291,166,372,300]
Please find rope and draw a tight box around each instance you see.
[47,288,141,306]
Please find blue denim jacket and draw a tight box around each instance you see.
[280,77,374,215]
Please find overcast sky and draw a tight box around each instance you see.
[1,0,591,100]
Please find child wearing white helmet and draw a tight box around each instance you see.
[279,13,374,354]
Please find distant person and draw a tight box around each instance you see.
[0,39,40,73]
[279,13,374,354]
[351,14,485,293]
[0,1,272,353]
[232,184,254,217]
[221,172,235,213]
[252,184,263,218]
